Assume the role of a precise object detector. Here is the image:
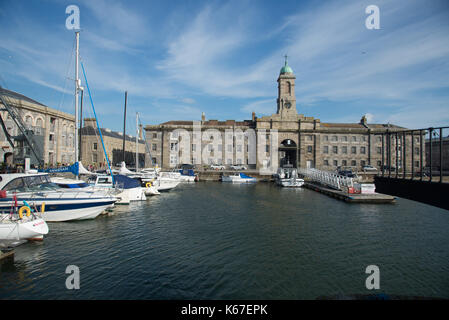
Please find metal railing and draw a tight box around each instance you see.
[298,168,354,190]
[376,126,448,183]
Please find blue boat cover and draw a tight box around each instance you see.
[41,162,79,175]
[180,169,195,176]
[113,174,140,189]
[239,173,254,179]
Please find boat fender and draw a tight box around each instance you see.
[41,202,45,213]
[18,206,31,219]
[146,182,152,188]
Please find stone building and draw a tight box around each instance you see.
[426,136,449,171]
[0,88,75,166]
[80,118,147,168]
[145,59,423,173]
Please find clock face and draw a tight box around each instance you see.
[285,101,291,109]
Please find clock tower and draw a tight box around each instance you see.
[276,55,297,119]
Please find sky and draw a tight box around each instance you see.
[0,0,448,134]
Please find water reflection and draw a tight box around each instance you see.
[1,182,448,299]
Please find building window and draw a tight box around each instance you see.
[342,146,347,154]
[377,147,382,154]
[324,160,329,166]
[333,160,338,166]
[415,161,420,167]
[152,144,157,151]
[218,144,222,152]
[307,146,313,153]
[352,136,357,142]
[332,136,338,142]
[237,145,242,152]
[192,144,196,152]
[415,147,420,155]
[377,160,382,166]
[362,136,367,142]
[361,160,366,166]
[323,146,329,154]
[351,146,357,154]
[152,133,157,139]
[351,160,357,166]
[307,135,313,141]
[342,136,348,142]
[360,147,366,154]
[333,146,338,154]
[227,159,232,164]
[377,136,382,142]
[237,158,242,164]
[93,143,98,150]
[323,136,329,142]
[342,160,347,166]
[265,145,269,152]
[227,145,232,152]
[152,157,157,164]
[92,153,98,163]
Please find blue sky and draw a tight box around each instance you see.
[0,0,448,133]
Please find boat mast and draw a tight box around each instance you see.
[122,91,127,164]
[136,112,139,172]
[74,31,80,179]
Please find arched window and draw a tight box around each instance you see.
[36,118,44,128]
[69,125,74,148]
[25,115,33,128]
[62,124,67,146]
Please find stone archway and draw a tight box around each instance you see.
[3,152,13,166]
[279,139,297,168]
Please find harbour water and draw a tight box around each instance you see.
[1,182,448,299]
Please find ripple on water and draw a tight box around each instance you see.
[1,182,448,299]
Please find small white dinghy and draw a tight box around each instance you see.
[0,200,49,241]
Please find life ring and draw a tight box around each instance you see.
[18,206,31,219]
[146,182,152,188]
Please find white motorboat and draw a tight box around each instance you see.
[0,210,49,241]
[0,173,117,222]
[178,169,198,182]
[221,173,257,183]
[90,174,146,204]
[274,168,304,187]
[121,163,180,192]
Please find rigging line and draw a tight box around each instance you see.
[57,36,76,114]
[80,62,114,184]
[137,115,155,167]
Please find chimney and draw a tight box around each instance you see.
[139,124,143,140]
[252,112,256,121]
[84,118,97,129]
[201,112,206,122]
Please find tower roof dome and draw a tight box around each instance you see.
[280,55,293,74]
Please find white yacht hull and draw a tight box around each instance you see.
[222,176,257,183]
[0,217,49,240]
[179,175,196,182]
[277,179,304,187]
[144,186,160,195]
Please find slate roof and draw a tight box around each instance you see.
[80,126,145,144]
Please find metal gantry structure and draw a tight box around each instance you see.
[0,86,44,166]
